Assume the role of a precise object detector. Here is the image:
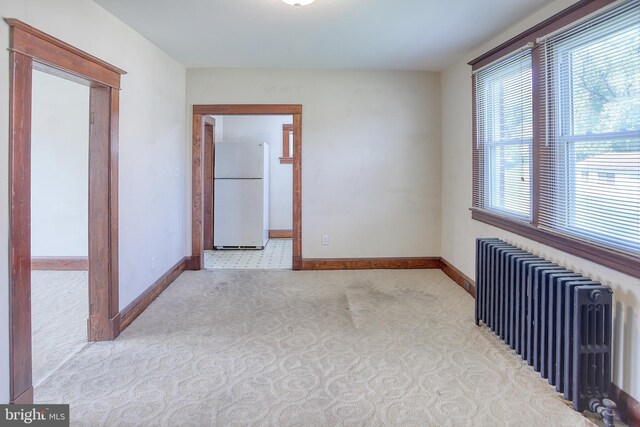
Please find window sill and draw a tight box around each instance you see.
[279,157,293,164]
[470,208,640,279]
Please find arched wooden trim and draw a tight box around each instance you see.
[5,18,126,404]
[190,105,303,270]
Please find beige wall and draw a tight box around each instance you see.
[440,0,640,400]
[186,68,442,259]
[0,0,187,403]
[31,70,89,257]
[1,0,635,408]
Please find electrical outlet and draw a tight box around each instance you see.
[322,235,329,245]
[464,281,470,291]
[174,168,180,177]
[151,256,157,270]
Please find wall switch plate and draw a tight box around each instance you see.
[322,235,329,245]
[151,256,157,270]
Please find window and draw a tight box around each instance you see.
[471,0,640,277]
[597,173,615,185]
[539,2,640,255]
[280,124,293,164]
[474,49,533,219]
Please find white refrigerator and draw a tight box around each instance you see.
[214,142,269,249]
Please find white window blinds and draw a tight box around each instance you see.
[538,0,640,255]
[474,48,533,220]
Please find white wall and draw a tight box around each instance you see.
[440,0,640,400]
[31,70,89,257]
[187,69,442,258]
[221,115,293,231]
[0,0,187,403]
[211,115,224,145]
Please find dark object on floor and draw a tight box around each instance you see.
[475,238,615,425]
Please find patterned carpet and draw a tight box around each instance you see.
[31,270,89,388]
[35,269,596,426]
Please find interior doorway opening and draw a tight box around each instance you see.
[203,114,294,270]
[190,105,302,271]
[7,19,125,404]
[30,70,91,392]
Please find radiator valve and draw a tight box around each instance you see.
[589,398,616,427]
[590,289,603,303]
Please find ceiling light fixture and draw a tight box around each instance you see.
[280,0,316,6]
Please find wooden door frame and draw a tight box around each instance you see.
[190,105,303,270]
[6,19,126,404]
[202,117,215,250]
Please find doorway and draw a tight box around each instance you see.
[203,114,294,270]
[190,105,303,271]
[30,69,90,391]
[6,19,125,404]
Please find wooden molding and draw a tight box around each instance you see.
[191,113,205,265]
[282,123,293,160]
[468,0,614,68]
[184,255,203,271]
[611,383,640,427]
[192,105,303,271]
[203,123,215,250]
[87,84,120,342]
[9,51,34,403]
[471,209,640,279]
[292,113,302,270]
[31,257,88,271]
[269,230,293,239]
[109,89,120,322]
[300,257,441,270]
[439,258,476,298]
[119,258,187,332]
[193,104,302,115]
[7,20,123,404]
[469,0,639,280]
[5,19,126,89]
[87,313,120,342]
[11,386,33,405]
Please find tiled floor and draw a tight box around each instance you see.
[204,238,292,269]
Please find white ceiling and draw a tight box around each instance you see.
[94,0,554,71]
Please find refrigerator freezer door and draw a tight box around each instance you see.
[214,179,265,247]
[215,142,264,179]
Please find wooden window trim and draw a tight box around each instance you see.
[280,123,293,164]
[469,0,640,279]
[471,209,640,278]
[468,0,616,69]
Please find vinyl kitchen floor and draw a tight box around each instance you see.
[204,238,292,270]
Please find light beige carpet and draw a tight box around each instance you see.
[31,270,89,388]
[35,269,596,426]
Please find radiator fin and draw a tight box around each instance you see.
[475,238,613,413]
